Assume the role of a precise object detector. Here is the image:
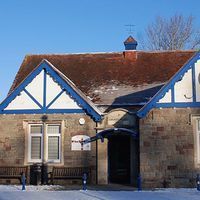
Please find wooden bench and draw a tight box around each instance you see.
[0,166,28,183]
[50,167,91,185]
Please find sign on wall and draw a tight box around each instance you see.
[71,135,91,151]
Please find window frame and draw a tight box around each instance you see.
[196,118,200,164]
[46,124,61,163]
[28,123,62,164]
[28,124,43,163]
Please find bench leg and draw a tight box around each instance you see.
[51,176,54,185]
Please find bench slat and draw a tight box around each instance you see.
[0,166,28,180]
[51,167,91,184]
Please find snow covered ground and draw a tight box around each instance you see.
[0,185,199,200]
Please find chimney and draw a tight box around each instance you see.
[124,35,138,50]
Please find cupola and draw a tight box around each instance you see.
[124,35,138,50]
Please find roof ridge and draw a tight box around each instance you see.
[23,50,196,57]
[24,52,123,56]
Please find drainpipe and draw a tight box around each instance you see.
[95,122,98,185]
[137,116,141,189]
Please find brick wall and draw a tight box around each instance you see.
[140,108,200,188]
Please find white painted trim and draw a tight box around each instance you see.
[158,89,172,103]
[25,70,44,105]
[49,92,81,109]
[46,73,62,106]
[174,69,193,102]
[71,135,91,151]
[195,60,200,102]
[196,118,200,164]
[28,124,43,163]
[28,123,62,164]
[46,124,61,163]
[5,91,41,110]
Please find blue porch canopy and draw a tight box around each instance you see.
[83,128,138,144]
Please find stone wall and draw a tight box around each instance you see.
[0,113,97,184]
[140,108,200,188]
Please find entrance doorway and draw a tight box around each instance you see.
[95,128,138,186]
[108,135,131,184]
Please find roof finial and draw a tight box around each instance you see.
[125,24,135,35]
[124,25,137,50]
[124,35,138,50]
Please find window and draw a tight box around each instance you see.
[28,124,61,163]
[196,119,200,163]
[47,125,61,162]
[29,124,43,162]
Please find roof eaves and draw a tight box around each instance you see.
[43,59,103,117]
[137,51,200,118]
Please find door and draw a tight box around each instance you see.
[108,135,130,184]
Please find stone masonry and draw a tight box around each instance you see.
[0,113,97,184]
[140,108,200,188]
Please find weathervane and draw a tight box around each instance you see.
[125,24,135,35]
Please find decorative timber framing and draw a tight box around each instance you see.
[0,59,102,122]
[138,51,200,118]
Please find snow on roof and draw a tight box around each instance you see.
[9,50,196,105]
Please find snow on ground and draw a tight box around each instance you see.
[0,185,65,191]
[0,185,199,200]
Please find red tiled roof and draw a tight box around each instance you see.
[9,50,196,104]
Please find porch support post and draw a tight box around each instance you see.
[43,123,48,162]
[97,138,108,184]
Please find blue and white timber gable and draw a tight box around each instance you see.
[138,51,200,118]
[0,60,102,121]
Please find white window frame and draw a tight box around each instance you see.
[196,118,200,164]
[28,123,61,164]
[46,124,61,163]
[28,124,43,163]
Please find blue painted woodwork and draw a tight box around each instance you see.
[46,90,65,109]
[0,60,102,121]
[137,51,200,118]
[171,87,175,103]
[196,174,200,191]
[95,127,138,138]
[124,36,138,50]
[124,43,137,50]
[137,174,142,191]
[84,128,138,144]
[24,88,43,109]
[43,69,47,108]
[21,172,26,191]
[1,109,85,114]
[0,65,43,111]
[192,64,196,102]
[82,173,87,191]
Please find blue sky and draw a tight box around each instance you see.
[0,0,200,101]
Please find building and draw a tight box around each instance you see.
[0,36,199,187]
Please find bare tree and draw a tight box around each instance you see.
[144,15,200,50]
